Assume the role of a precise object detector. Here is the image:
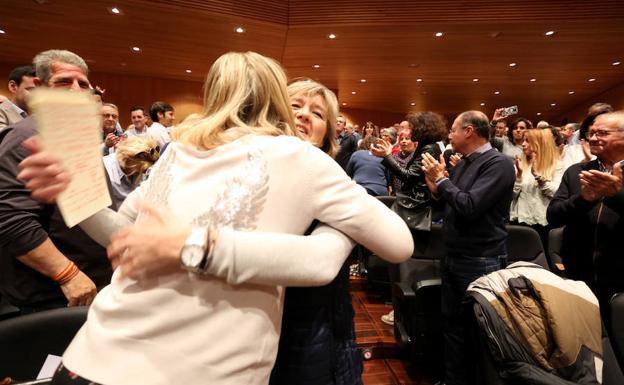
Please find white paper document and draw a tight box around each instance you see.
[36,354,62,379]
[29,88,111,227]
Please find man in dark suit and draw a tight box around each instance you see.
[335,115,358,170]
[0,66,37,131]
[0,50,112,314]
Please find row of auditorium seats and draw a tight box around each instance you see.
[360,193,624,383]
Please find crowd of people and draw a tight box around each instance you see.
[0,48,622,385]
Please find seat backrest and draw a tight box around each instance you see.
[0,306,88,381]
[376,195,396,208]
[505,225,549,270]
[548,227,565,273]
[610,293,624,371]
[398,224,445,283]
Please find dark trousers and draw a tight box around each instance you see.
[441,254,507,385]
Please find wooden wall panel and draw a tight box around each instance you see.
[557,81,624,125]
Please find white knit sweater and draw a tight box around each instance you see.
[63,134,412,385]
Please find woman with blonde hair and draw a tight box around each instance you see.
[511,127,565,250]
[20,51,412,385]
[103,136,159,210]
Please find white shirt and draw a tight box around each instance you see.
[147,122,171,148]
[63,134,412,385]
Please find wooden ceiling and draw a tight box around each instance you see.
[1,0,624,123]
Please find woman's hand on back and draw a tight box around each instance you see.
[107,202,192,280]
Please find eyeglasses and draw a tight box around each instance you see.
[585,129,624,139]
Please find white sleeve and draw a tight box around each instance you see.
[208,224,355,286]
[76,145,171,246]
[302,145,413,263]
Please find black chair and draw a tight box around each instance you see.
[505,225,549,269]
[0,294,20,321]
[610,293,624,370]
[465,298,624,385]
[548,227,566,275]
[0,306,88,382]
[392,224,444,379]
[358,196,396,296]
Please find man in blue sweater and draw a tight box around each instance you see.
[422,110,515,385]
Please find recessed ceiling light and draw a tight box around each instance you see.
[410,102,416,106]
[185,69,192,73]
[545,30,556,36]
[537,112,542,116]
[509,63,517,67]
[0,29,5,34]
[612,61,621,66]
[360,79,367,83]
[313,64,320,69]
[120,62,127,67]
[342,102,347,106]
[351,91,356,95]
[568,91,575,95]
[235,27,245,33]
[327,33,337,39]
[588,78,596,82]
[435,32,444,37]
[551,103,556,106]
[530,78,537,82]
[480,102,485,106]
[111,7,121,14]
[472,78,479,82]
[131,46,141,52]
[494,91,501,95]
[416,78,423,82]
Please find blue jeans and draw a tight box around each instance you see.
[441,254,507,385]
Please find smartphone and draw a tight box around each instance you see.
[501,105,518,118]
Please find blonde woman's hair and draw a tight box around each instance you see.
[172,52,298,150]
[521,129,560,180]
[115,137,160,180]
[287,78,339,157]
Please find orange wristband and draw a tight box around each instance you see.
[53,261,79,285]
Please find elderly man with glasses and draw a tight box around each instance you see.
[547,111,624,315]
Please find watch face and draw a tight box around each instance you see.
[181,245,204,268]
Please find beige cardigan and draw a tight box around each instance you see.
[63,134,412,385]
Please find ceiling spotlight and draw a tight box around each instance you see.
[235,27,245,33]
[537,112,542,116]
[588,78,596,82]
[551,103,556,106]
[111,7,121,14]
[0,29,5,34]
[530,78,537,82]
[545,30,556,36]
[509,63,517,67]
[360,79,367,83]
[185,69,192,73]
[568,91,575,95]
[416,78,423,82]
[342,102,347,106]
[613,61,621,66]
[410,102,416,106]
[494,91,501,95]
[327,33,337,39]
[472,78,479,82]
[351,91,356,95]
[480,102,485,106]
[313,64,320,69]
[131,46,141,52]
[435,32,444,37]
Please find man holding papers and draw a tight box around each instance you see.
[0,50,112,314]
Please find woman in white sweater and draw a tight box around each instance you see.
[510,128,564,250]
[20,52,412,385]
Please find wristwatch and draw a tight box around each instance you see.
[180,227,210,273]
